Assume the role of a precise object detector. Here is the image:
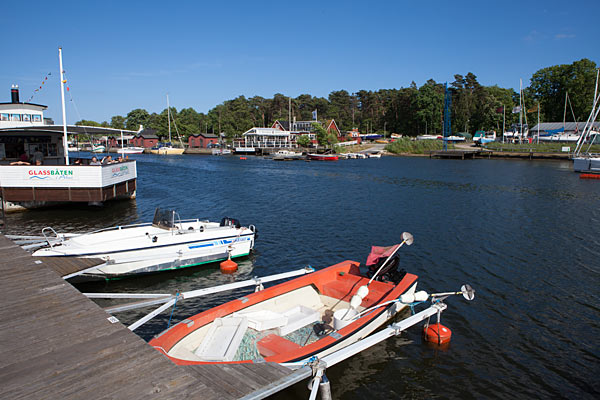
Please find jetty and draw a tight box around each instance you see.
[0,233,295,399]
[430,149,482,159]
[0,232,460,399]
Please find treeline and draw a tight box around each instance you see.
[77,59,598,140]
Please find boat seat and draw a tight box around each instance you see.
[194,317,248,361]
[277,305,320,336]
[257,334,301,358]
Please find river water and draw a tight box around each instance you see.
[3,153,599,399]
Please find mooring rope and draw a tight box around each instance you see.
[166,292,180,329]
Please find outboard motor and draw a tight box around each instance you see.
[220,217,241,228]
[367,255,407,284]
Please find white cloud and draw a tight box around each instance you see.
[555,33,576,39]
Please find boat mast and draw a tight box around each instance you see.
[537,101,540,144]
[59,47,69,165]
[563,92,568,132]
[519,79,523,144]
[502,105,505,144]
[574,68,600,156]
[167,94,172,144]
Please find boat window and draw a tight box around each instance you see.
[152,208,176,229]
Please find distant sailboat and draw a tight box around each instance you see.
[151,94,185,155]
[573,69,600,173]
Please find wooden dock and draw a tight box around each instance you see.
[430,149,482,159]
[0,233,296,399]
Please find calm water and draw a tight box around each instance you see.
[3,153,599,399]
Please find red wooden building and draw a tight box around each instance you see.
[130,129,159,148]
[188,133,219,148]
[107,134,135,148]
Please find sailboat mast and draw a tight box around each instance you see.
[59,47,69,165]
[563,92,568,131]
[519,79,523,143]
[167,94,171,143]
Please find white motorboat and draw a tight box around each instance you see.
[120,146,145,154]
[212,149,232,155]
[272,150,303,160]
[32,208,256,281]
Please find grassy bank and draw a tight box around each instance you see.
[385,138,444,154]
[485,142,600,153]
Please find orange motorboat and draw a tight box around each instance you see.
[150,248,418,367]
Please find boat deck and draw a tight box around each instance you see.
[0,233,294,399]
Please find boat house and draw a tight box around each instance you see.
[130,128,159,148]
[107,134,135,149]
[188,133,218,148]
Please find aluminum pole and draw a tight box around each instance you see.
[59,47,69,165]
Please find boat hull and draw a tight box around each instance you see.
[573,156,600,173]
[308,154,338,161]
[120,147,145,154]
[150,260,418,366]
[33,221,255,279]
[150,147,185,155]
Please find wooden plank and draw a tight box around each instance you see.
[237,362,292,382]
[0,233,300,399]
[184,364,248,398]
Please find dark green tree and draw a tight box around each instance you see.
[125,109,150,131]
[110,115,125,129]
[296,134,311,148]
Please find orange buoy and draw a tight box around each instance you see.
[580,173,600,180]
[220,257,238,273]
[239,157,247,160]
[423,323,452,345]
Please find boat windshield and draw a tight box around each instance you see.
[152,208,176,230]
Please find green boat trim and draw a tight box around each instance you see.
[104,252,251,281]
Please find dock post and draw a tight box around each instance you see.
[319,374,332,400]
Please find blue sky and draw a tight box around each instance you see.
[1,0,597,124]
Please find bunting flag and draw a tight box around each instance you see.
[527,106,538,113]
[496,106,504,113]
[512,106,521,114]
[27,72,53,102]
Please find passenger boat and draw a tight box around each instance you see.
[32,208,256,280]
[308,153,338,161]
[149,239,420,367]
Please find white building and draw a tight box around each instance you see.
[233,128,296,153]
